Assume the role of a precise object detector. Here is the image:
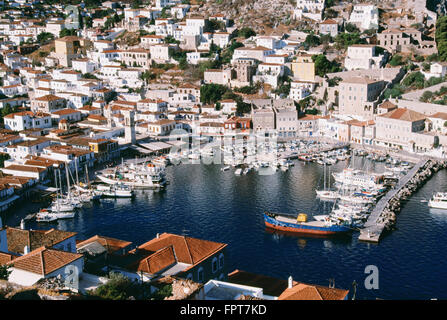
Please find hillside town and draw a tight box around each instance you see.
[1,0,447,301]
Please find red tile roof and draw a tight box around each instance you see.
[6,247,83,276]
[137,233,226,268]
[278,283,349,300]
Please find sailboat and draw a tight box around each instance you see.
[36,168,76,222]
[316,159,338,201]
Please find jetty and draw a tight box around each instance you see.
[359,159,446,243]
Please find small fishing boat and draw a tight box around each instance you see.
[221,166,230,172]
[264,212,352,235]
[234,168,243,175]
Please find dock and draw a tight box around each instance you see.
[358,159,429,243]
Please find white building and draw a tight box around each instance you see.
[3,111,52,131]
[349,4,379,30]
[7,247,84,287]
[344,45,386,71]
[293,0,325,21]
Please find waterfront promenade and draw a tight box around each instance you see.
[359,159,429,243]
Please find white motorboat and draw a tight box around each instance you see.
[316,190,339,201]
[97,163,167,189]
[96,184,134,198]
[243,168,250,175]
[234,168,243,175]
[221,166,230,172]
[428,192,447,209]
[36,208,76,222]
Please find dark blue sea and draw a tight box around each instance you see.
[5,156,447,300]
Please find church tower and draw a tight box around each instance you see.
[124,109,136,145]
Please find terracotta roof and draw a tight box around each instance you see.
[137,233,226,268]
[429,112,447,120]
[6,227,77,255]
[380,108,426,122]
[34,94,64,102]
[321,19,337,25]
[342,77,379,84]
[7,247,83,276]
[278,283,349,300]
[0,252,16,265]
[137,245,176,274]
[379,100,397,110]
[2,164,46,173]
[52,108,80,116]
[77,235,132,254]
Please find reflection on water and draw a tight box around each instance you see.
[4,156,447,299]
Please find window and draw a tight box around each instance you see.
[197,267,204,283]
[212,257,218,273]
[219,253,224,269]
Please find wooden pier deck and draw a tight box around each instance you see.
[358,159,428,243]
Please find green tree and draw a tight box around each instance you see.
[344,23,360,33]
[59,28,77,38]
[37,32,54,44]
[436,16,447,61]
[334,32,366,49]
[389,54,405,66]
[200,83,228,104]
[312,54,341,77]
[236,100,251,116]
[304,34,321,48]
[0,264,12,280]
[420,90,434,102]
[402,71,425,89]
[238,27,256,39]
[90,272,143,300]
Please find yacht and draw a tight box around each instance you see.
[97,163,167,190]
[333,168,385,190]
[96,184,134,198]
[36,208,76,222]
[428,192,447,209]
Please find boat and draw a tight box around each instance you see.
[97,162,167,189]
[428,192,447,209]
[36,208,76,222]
[243,168,250,175]
[264,212,352,235]
[234,168,243,175]
[316,190,339,201]
[333,168,385,189]
[95,184,134,198]
[316,161,338,201]
[221,166,230,172]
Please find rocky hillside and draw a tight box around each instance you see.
[194,0,298,35]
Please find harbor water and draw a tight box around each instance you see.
[5,156,447,300]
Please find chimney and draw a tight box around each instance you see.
[288,276,293,289]
[156,233,160,239]
[20,219,25,230]
[24,245,30,255]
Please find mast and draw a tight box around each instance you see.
[65,163,71,199]
[75,158,79,186]
[85,163,90,189]
[54,168,59,201]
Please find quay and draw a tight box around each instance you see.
[359,159,446,243]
